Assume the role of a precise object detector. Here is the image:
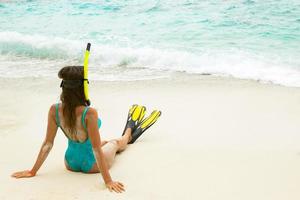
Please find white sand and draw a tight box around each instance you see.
[1,75,300,200]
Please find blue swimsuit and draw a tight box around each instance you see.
[55,104,101,173]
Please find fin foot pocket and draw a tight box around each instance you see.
[129,110,162,144]
[122,104,146,136]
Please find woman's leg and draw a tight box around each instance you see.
[87,128,132,173]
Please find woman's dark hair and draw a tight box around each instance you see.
[58,66,86,134]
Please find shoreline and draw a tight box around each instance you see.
[1,71,300,89]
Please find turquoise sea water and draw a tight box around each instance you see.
[0,0,300,86]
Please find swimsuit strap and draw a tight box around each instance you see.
[81,106,90,131]
[55,103,61,127]
[55,103,89,131]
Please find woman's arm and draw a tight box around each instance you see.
[86,108,124,193]
[11,105,58,178]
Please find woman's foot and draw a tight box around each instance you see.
[122,105,146,136]
[115,128,132,152]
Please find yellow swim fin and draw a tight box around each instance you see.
[122,104,146,136]
[129,110,161,144]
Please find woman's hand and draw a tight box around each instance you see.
[106,181,125,193]
[11,170,36,179]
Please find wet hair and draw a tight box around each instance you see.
[58,66,87,134]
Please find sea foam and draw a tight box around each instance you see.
[1,31,300,86]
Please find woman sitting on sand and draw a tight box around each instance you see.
[11,66,161,193]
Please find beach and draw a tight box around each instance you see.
[1,75,300,200]
[1,1,300,199]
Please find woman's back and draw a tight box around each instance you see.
[56,103,91,142]
[56,103,102,172]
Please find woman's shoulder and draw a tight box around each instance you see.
[49,104,58,114]
[50,103,60,109]
[48,103,99,119]
[85,107,102,128]
[46,104,59,121]
[49,103,61,113]
[85,107,98,118]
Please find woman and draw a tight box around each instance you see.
[11,66,161,193]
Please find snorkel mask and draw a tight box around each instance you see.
[60,43,91,106]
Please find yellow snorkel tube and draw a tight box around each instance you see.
[83,43,91,106]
